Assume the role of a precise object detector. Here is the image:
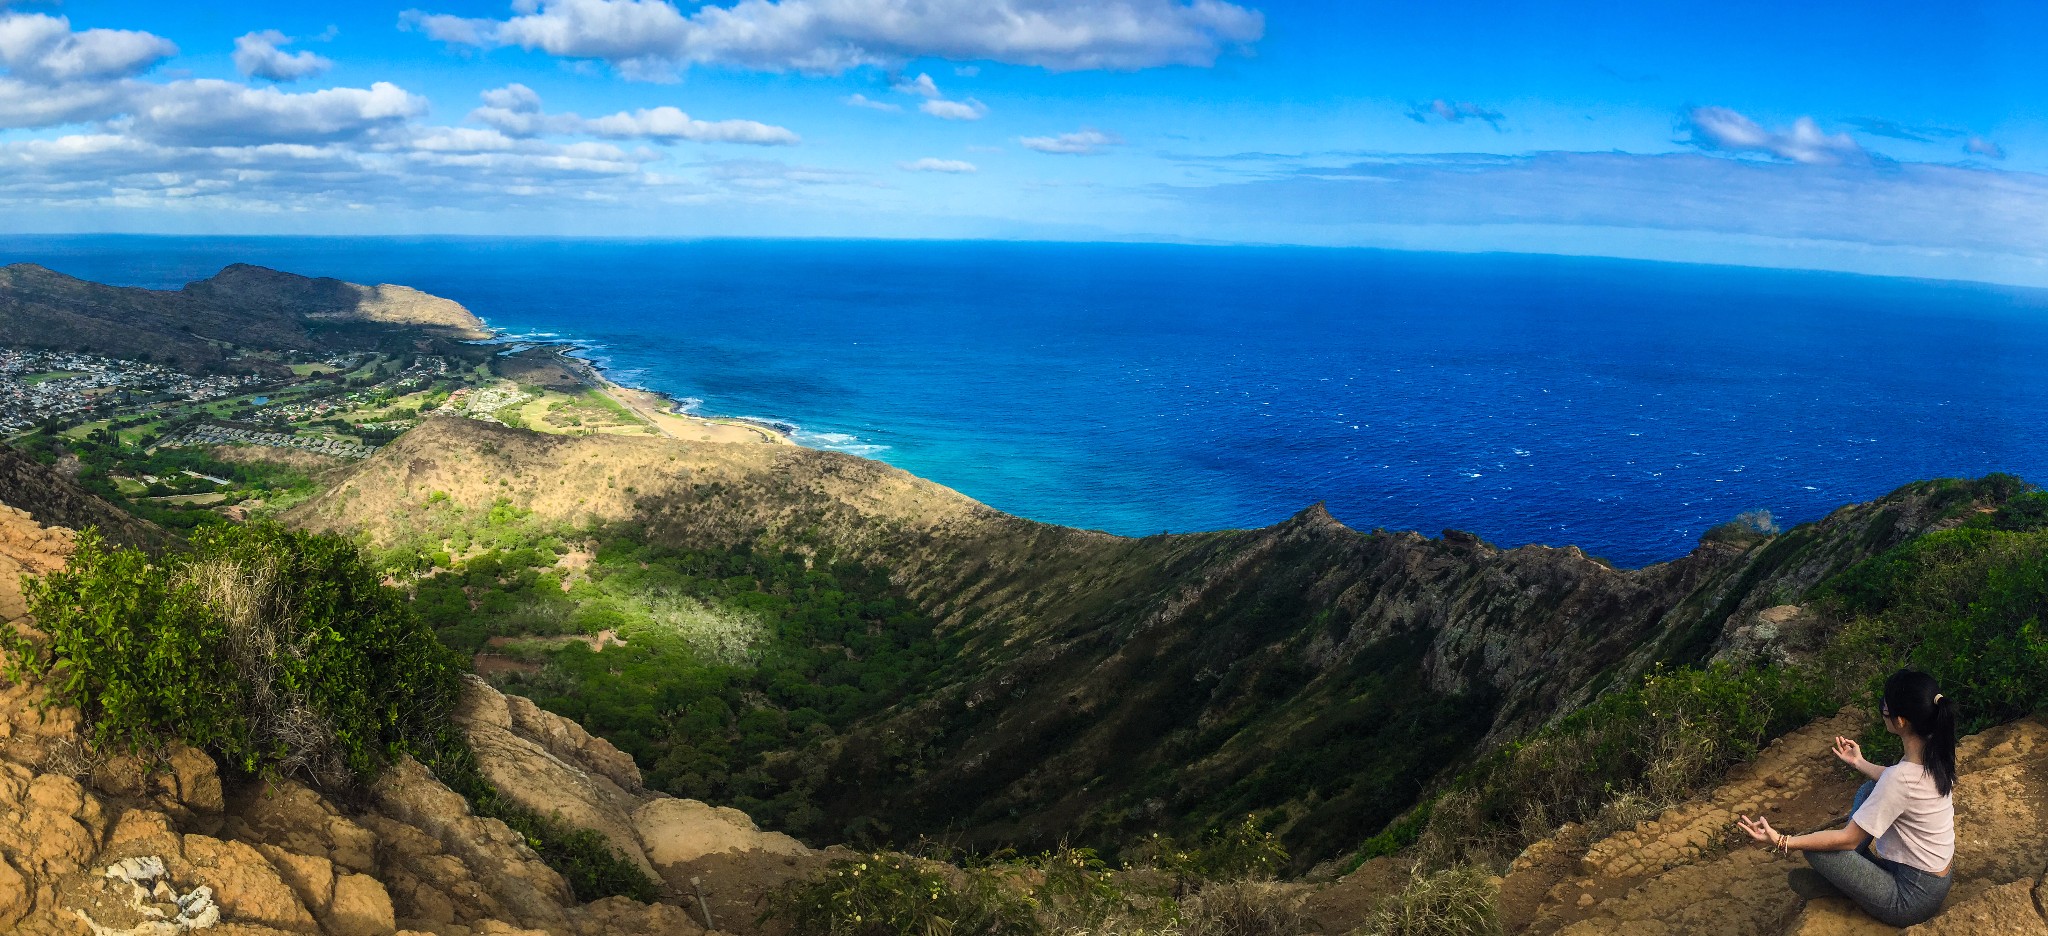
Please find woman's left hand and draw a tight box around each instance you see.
[1735,814,1783,847]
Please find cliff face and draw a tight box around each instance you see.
[0,263,490,374]
[286,418,1972,866]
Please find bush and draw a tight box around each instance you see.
[1178,881,1308,936]
[1129,815,1290,889]
[1355,866,1500,936]
[4,523,463,787]
[3,523,660,904]
[1406,663,1832,869]
[763,851,1041,936]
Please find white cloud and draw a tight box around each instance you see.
[1682,106,1864,165]
[900,157,975,173]
[892,72,940,97]
[920,97,986,121]
[844,93,899,111]
[954,65,980,77]
[233,30,334,82]
[470,83,798,144]
[0,12,176,83]
[1020,128,1119,154]
[403,0,1265,77]
[0,75,136,129]
[586,106,799,144]
[129,80,428,146]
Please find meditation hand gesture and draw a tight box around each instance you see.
[1832,736,1863,767]
[1736,814,1788,851]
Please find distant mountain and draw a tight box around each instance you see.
[286,416,1965,868]
[0,262,490,374]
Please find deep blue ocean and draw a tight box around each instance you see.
[7,235,2047,567]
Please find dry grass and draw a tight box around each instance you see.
[1179,881,1311,936]
[181,555,347,787]
[1352,866,1501,936]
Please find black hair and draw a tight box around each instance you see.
[1883,670,1958,796]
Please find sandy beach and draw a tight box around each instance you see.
[511,344,791,446]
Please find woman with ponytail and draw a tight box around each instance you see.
[1735,670,1958,927]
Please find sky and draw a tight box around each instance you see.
[3,0,2047,285]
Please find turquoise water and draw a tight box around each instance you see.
[7,235,2047,566]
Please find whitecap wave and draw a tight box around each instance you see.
[794,428,890,457]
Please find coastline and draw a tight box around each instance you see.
[496,337,793,447]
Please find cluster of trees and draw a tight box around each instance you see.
[17,430,320,530]
[412,525,951,839]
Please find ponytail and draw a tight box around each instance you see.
[1882,670,1958,797]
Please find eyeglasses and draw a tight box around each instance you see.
[1881,700,1891,718]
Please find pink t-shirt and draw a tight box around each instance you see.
[1853,761,1954,873]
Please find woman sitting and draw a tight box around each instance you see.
[1735,670,1957,927]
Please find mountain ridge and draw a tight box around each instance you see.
[0,262,490,375]
[284,415,1971,867]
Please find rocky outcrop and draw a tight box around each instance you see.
[449,675,822,901]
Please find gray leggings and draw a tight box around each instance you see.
[1805,781,1952,927]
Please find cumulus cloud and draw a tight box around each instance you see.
[919,97,986,121]
[0,75,135,129]
[1965,136,2005,160]
[892,72,940,97]
[402,0,1265,77]
[900,157,975,173]
[233,30,333,82]
[128,80,428,147]
[844,93,899,111]
[1404,99,1503,130]
[0,12,176,83]
[470,83,799,144]
[1682,106,1864,165]
[1020,128,1119,154]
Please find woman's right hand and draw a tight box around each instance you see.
[1831,736,1863,769]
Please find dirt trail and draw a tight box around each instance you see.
[1487,709,2048,936]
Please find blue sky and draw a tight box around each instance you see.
[3,0,2046,284]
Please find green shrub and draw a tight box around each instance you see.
[1128,815,1290,893]
[4,523,463,786]
[1408,662,1832,869]
[763,851,1041,936]
[1355,866,1500,936]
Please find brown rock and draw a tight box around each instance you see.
[179,834,319,932]
[0,853,30,930]
[451,676,512,731]
[257,844,337,920]
[164,743,225,813]
[327,873,398,936]
[461,720,657,879]
[569,895,705,936]
[369,757,572,928]
[92,751,153,798]
[633,797,808,869]
[105,806,184,859]
[501,691,642,793]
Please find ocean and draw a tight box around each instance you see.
[7,235,2047,567]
